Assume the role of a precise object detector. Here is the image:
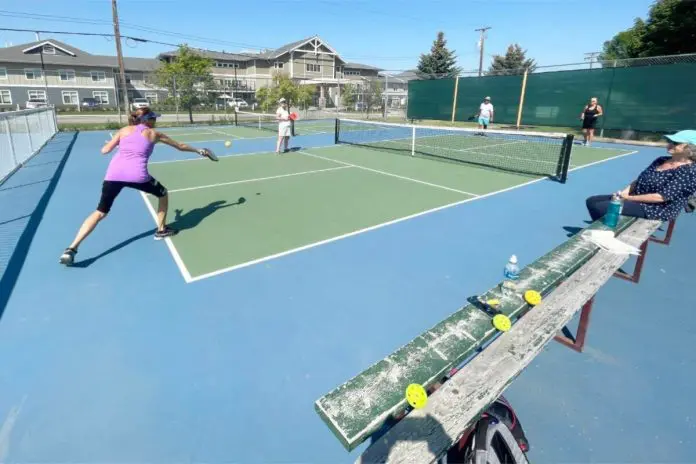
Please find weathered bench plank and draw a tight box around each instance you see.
[357,218,661,463]
[315,217,640,451]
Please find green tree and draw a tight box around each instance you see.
[361,79,383,116]
[342,83,358,108]
[416,32,461,79]
[155,45,214,123]
[487,44,537,76]
[599,0,696,61]
[296,85,316,109]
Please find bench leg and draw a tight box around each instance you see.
[613,240,649,284]
[554,297,594,353]
[649,219,675,245]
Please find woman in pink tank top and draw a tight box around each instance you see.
[60,107,217,266]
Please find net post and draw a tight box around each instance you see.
[335,119,340,145]
[450,77,460,123]
[516,68,529,129]
[233,109,238,127]
[411,126,416,156]
[559,134,574,183]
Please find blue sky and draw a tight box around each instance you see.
[0,0,655,72]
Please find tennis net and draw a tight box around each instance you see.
[335,119,574,182]
[234,110,296,135]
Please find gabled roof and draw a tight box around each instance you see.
[158,48,256,62]
[22,40,77,56]
[344,62,382,71]
[0,38,159,71]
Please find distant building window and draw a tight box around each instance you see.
[62,90,79,105]
[93,91,109,104]
[345,70,361,76]
[59,69,76,81]
[27,90,47,100]
[43,44,56,54]
[0,68,6,79]
[25,69,41,80]
[91,71,106,82]
[306,63,320,73]
[0,90,11,104]
[274,62,284,69]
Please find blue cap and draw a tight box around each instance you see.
[664,130,696,145]
[138,112,161,122]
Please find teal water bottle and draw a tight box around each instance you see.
[603,194,623,228]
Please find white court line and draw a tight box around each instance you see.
[168,166,352,193]
[298,150,478,197]
[138,191,193,283]
[206,127,242,139]
[186,174,550,283]
[568,150,639,173]
[144,145,643,283]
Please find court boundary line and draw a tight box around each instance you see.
[298,150,478,197]
[143,145,643,283]
[139,191,194,283]
[168,166,352,193]
[205,127,242,139]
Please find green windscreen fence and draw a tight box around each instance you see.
[408,61,696,133]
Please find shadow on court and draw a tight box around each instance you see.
[72,198,246,268]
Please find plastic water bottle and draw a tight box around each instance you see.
[502,255,520,295]
[603,194,624,229]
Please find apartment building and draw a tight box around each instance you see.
[159,36,382,108]
[0,39,166,110]
[0,36,391,110]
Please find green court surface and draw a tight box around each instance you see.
[147,140,635,282]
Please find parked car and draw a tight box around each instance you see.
[26,98,48,109]
[81,97,100,108]
[229,98,249,109]
[131,98,149,110]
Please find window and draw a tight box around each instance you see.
[43,44,56,54]
[25,69,41,80]
[0,68,6,79]
[27,90,47,100]
[124,73,132,84]
[0,90,11,104]
[274,62,284,69]
[91,71,106,82]
[306,63,321,73]
[345,70,360,76]
[93,91,109,104]
[62,91,79,105]
[145,92,158,104]
[59,69,76,81]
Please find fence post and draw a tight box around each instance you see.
[3,116,18,166]
[516,68,529,129]
[23,114,34,152]
[450,76,460,123]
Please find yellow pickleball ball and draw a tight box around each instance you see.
[224,141,232,148]
[492,314,512,332]
[524,290,542,306]
[405,383,428,409]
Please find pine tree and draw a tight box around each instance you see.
[416,32,461,79]
[487,44,537,76]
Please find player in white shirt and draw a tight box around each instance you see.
[275,98,292,154]
[477,96,494,130]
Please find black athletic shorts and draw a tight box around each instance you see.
[98,177,167,214]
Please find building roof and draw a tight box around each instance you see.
[0,37,382,74]
[0,39,160,71]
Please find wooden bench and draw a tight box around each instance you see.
[314,217,672,460]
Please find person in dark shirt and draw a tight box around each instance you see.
[586,130,696,222]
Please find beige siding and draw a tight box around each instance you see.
[293,51,335,79]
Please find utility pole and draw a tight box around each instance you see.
[112,0,129,114]
[584,52,601,69]
[475,27,491,77]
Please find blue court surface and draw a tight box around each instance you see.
[1,126,695,462]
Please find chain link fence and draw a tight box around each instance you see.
[407,53,696,139]
[1,106,58,183]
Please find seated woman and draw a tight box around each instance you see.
[586,130,696,223]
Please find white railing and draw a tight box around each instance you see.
[0,106,58,183]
